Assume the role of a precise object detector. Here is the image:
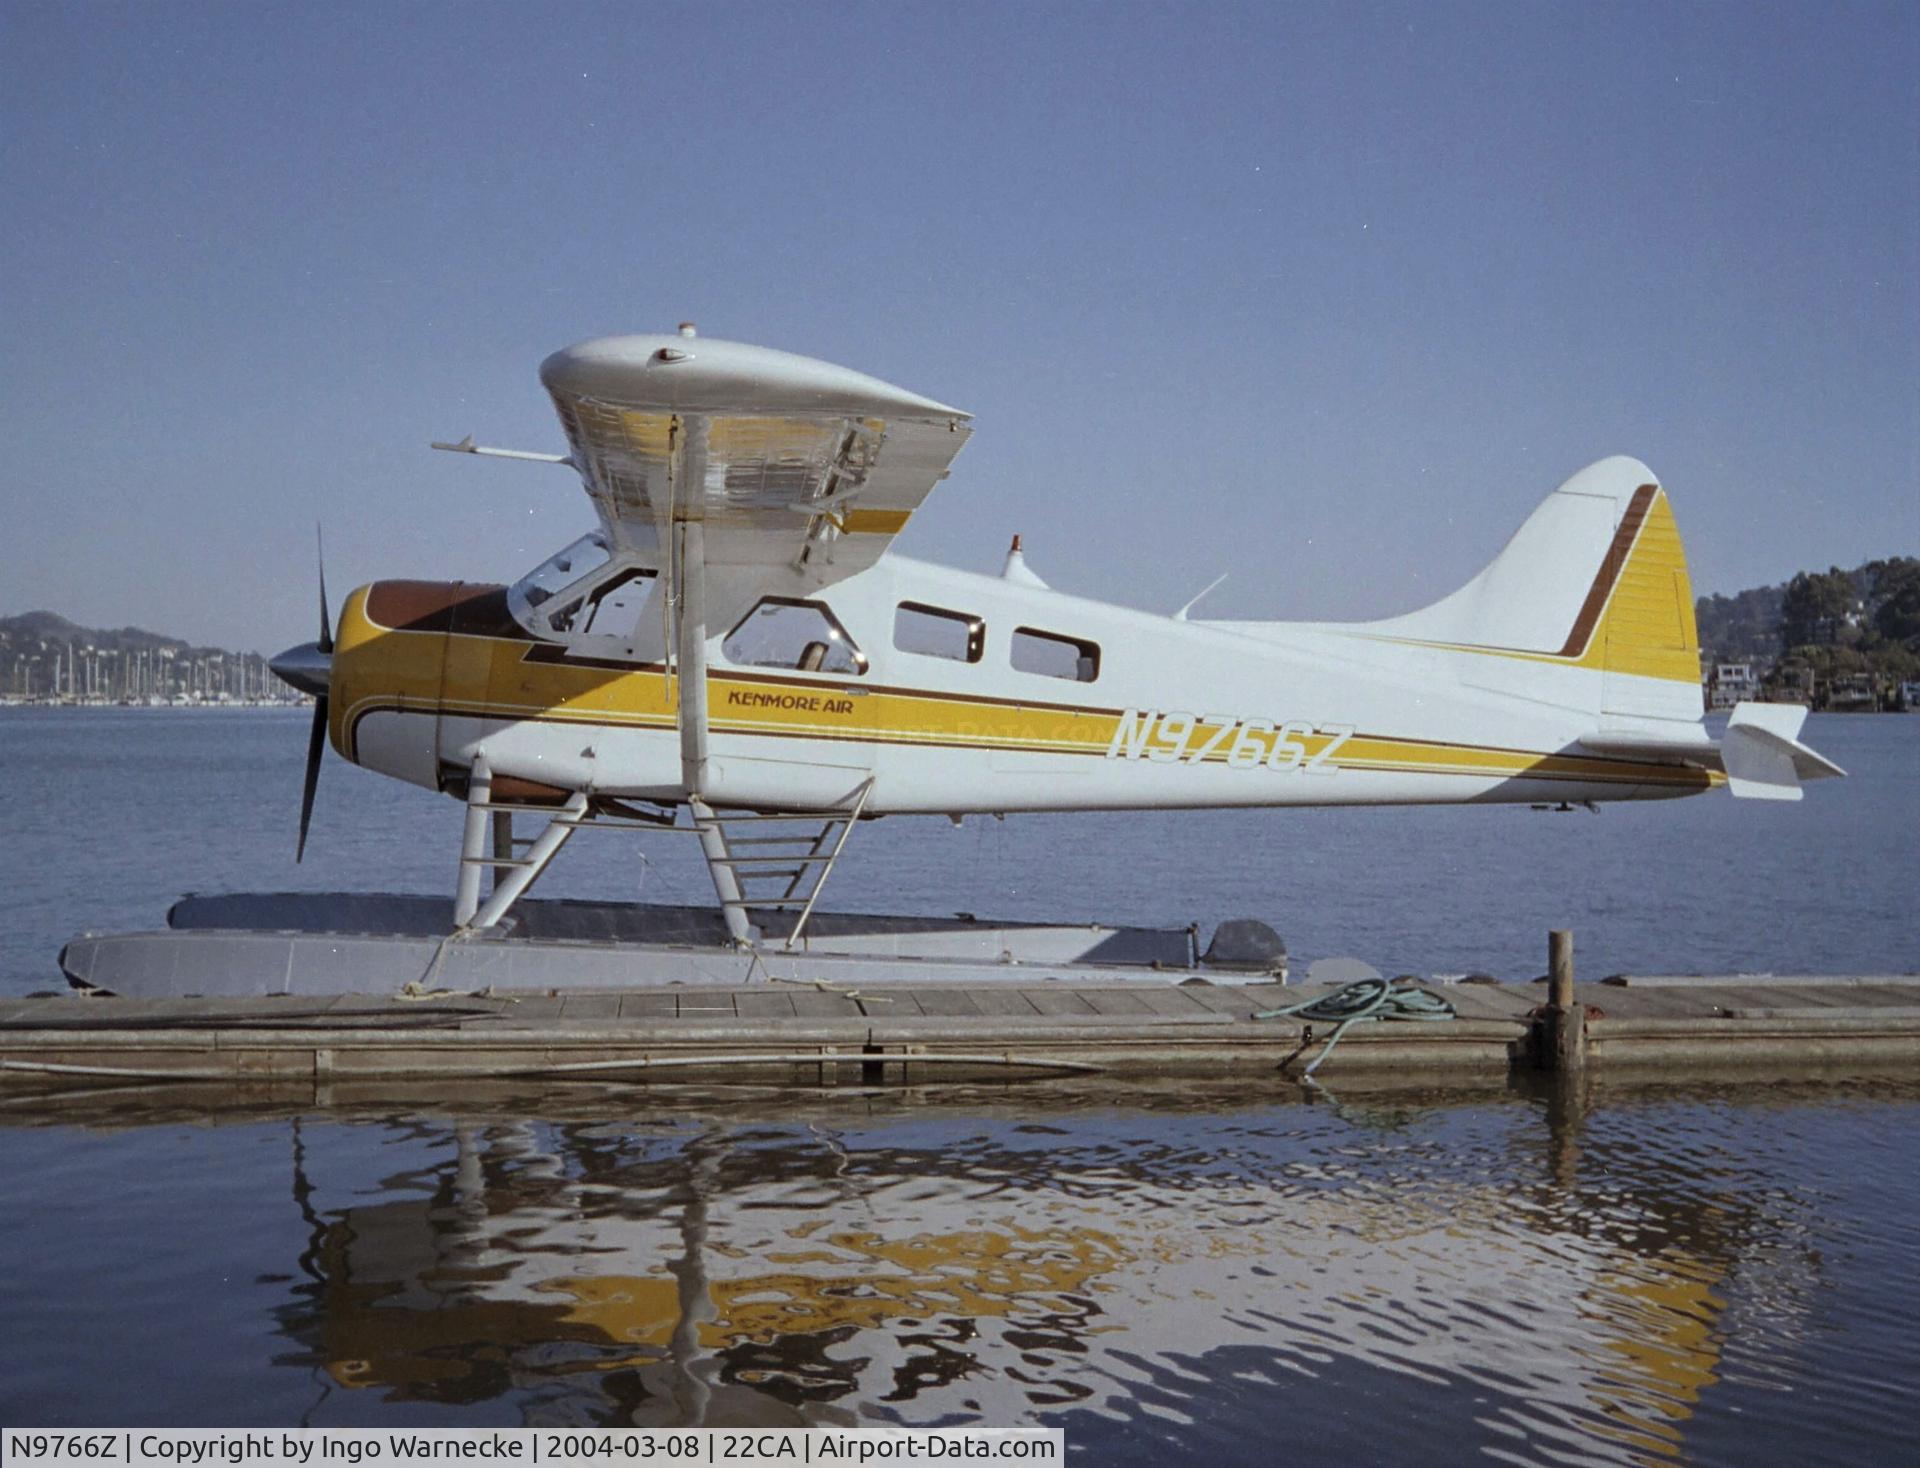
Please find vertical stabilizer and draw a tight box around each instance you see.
[1359,457,1704,720]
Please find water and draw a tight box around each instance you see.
[1,710,1917,1459]
[0,709,1915,989]
[1,1080,1917,1463]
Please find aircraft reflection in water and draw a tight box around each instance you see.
[261,1088,1824,1457]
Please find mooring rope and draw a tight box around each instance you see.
[400,926,482,1000]
[1252,976,1457,1078]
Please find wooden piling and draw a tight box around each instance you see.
[1545,928,1586,1072]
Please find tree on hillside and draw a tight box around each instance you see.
[1870,558,1920,643]
[1779,568,1855,650]
[1696,583,1786,663]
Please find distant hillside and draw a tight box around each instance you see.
[0,610,287,702]
[1698,559,1916,657]
[1695,556,1920,700]
[1,609,223,658]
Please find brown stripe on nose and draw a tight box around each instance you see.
[363,580,527,639]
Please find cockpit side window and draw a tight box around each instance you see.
[723,597,868,676]
[546,568,656,639]
[507,535,667,660]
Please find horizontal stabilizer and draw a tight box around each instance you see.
[1576,704,1844,801]
[1576,729,1717,761]
[1720,702,1846,801]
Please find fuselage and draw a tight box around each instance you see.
[326,549,1717,817]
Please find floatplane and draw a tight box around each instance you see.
[61,328,1842,998]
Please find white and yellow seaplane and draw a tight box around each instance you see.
[62,327,1841,997]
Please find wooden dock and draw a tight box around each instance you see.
[4,972,1918,1090]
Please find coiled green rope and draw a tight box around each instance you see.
[1252,976,1457,1077]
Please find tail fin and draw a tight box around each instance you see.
[1364,456,1703,719]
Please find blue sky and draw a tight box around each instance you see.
[2,0,1914,652]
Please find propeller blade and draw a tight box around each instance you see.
[297,695,327,863]
[316,524,333,654]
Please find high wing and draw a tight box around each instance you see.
[540,332,973,579]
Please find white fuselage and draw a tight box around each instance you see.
[336,549,1716,817]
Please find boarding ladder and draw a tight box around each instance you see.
[687,780,874,949]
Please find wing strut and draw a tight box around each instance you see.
[673,516,711,800]
[670,512,761,947]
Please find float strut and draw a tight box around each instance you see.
[690,798,756,947]
[466,791,590,931]
[453,756,492,926]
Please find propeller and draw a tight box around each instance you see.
[268,528,335,862]
[298,530,333,862]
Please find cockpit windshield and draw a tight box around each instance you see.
[505,533,665,660]
[508,532,611,624]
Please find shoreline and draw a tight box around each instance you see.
[0,699,309,711]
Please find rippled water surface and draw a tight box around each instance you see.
[2,1080,1918,1465]
[0,710,1916,1460]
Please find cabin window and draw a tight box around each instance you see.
[1011,626,1099,682]
[894,601,984,663]
[724,597,868,676]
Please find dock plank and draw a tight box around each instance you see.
[1746,985,1864,1010]
[1439,986,1537,1023]
[909,990,984,1018]
[961,989,1043,1017]
[734,991,800,1020]
[675,993,739,1019]
[1129,985,1228,1018]
[0,1001,61,1025]
[558,995,623,1020]
[1080,989,1156,1017]
[1020,989,1099,1017]
[496,996,567,1023]
[1176,985,1263,1016]
[1725,1005,1920,1021]
[784,988,865,1019]
[617,993,681,1018]
[1586,986,1706,1020]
